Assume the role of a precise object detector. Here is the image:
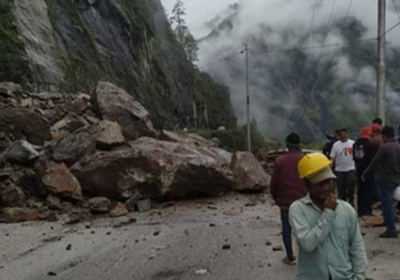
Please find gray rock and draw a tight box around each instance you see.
[125,193,143,212]
[137,199,152,213]
[92,82,156,140]
[52,125,99,166]
[1,140,39,164]
[13,0,64,86]
[230,152,270,192]
[0,82,21,97]
[71,138,233,200]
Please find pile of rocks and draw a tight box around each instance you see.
[0,81,270,223]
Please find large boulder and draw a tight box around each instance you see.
[71,138,233,200]
[96,120,125,150]
[0,108,51,145]
[162,130,214,147]
[0,140,39,164]
[209,147,233,166]
[230,152,269,192]
[92,82,156,140]
[52,125,99,166]
[35,161,82,200]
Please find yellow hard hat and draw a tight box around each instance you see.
[298,153,332,179]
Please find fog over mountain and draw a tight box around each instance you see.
[164,0,400,139]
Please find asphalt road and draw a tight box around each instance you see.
[0,193,399,280]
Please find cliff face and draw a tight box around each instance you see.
[1,0,236,129]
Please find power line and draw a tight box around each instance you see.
[392,0,400,20]
[316,0,338,67]
[304,0,320,49]
[309,0,354,96]
[197,19,400,69]
[383,19,400,35]
[297,0,321,90]
[197,50,243,69]
[250,19,400,57]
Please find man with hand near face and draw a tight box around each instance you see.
[289,153,367,280]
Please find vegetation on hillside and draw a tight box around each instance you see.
[0,0,30,83]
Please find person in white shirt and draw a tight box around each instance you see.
[330,128,356,206]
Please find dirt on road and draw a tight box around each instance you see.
[0,193,399,280]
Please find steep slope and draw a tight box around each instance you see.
[1,0,236,130]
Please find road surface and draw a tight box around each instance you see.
[0,193,399,280]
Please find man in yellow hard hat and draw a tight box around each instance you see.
[289,153,367,280]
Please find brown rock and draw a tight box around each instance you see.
[230,152,269,192]
[363,216,385,227]
[110,202,128,217]
[96,120,125,150]
[89,197,111,213]
[0,108,51,145]
[2,207,42,223]
[0,185,26,207]
[92,82,156,140]
[162,130,214,147]
[51,115,89,135]
[71,137,233,200]
[63,99,89,115]
[35,161,82,200]
[52,125,99,166]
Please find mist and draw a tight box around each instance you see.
[163,0,400,139]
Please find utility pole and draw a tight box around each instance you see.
[377,0,386,122]
[245,44,251,152]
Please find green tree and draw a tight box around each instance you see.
[183,33,199,62]
[169,0,198,62]
[169,0,188,44]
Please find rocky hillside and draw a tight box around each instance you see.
[0,0,236,129]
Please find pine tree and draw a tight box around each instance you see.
[170,0,188,44]
[169,0,198,62]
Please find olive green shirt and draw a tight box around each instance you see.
[289,195,368,280]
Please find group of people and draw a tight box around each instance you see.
[270,117,400,280]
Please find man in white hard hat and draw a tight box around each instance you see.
[289,153,367,280]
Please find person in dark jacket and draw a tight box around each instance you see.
[369,124,383,204]
[363,126,400,238]
[322,130,339,159]
[270,133,308,265]
[353,127,374,217]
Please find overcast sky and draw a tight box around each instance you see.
[161,0,235,36]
